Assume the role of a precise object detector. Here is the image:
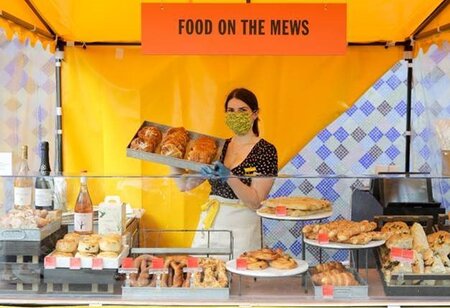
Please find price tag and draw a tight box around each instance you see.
[187,256,199,268]
[44,256,56,269]
[236,258,247,270]
[69,257,81,270]
[121,257,134,269]
[92,258,104,270]
[322,285,334,298]
[275,205,287,216]
[152,257,164,269]
[318,233,329,244]
[390,247,414,263]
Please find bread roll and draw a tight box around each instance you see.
[78,238,99,253]
[56,239,77,253]
[64,232,81,243]
[411,223,429,253]
[97,251,119,258]
[75,251,97,258]
[52,251,73,257]
[386,234,413,249]
[99,237,122,252]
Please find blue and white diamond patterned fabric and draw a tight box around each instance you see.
[264,60,409,263]
[412,43,450,209]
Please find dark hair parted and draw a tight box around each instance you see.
[225,88,260,136]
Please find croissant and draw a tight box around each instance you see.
[313,261,346,273]
[311,269,342,285]
[320,272,359,286]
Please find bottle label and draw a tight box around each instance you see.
[35,188,53,207]
[74,213,93,232]
[14,187,32,206]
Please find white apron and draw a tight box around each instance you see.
[191,196,261,258]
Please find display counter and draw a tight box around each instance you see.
[0,174,449,307]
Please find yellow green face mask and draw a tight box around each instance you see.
[225,111,253,136]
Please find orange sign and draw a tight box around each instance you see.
[141,3,346,55]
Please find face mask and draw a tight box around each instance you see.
[225,111,253,136]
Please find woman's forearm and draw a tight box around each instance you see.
[226,177,272,210]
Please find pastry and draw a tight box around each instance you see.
[411,223,429,253]
[75,251,97,258]
[319,271,359,286]
[137,126,162,152]
[51,251,73,257]
[187,136,218,164]
[261,196,331,211]
[56,239,77,253]
[343,231,373,245]
[313,261,346,274]
[97,251,119,258]
[78,238,99,253]
[385,234,413,249]
[381,221,410,237]
[336,220,377,242]
[160,127,190,158]
[269,255,297,269]
[241,248,281,261]
[64,232,81,243]
[130,137,154,152]
[99,237,122,252]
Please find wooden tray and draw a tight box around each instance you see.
[126,121,226,172]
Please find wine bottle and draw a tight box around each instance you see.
[14,145,33,207]
[35,141,54,210]
[74,175,93,235]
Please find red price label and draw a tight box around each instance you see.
[275,205,287,216]
[92,258,104,270]
[44,256,56,269]
[121,257,134,269]
[236,258,248,270]
[318,233,329,244]
[152,257,164,269]
[69,257,81,270]
[322,284,334,298]
[187,256,199,268]
[390,247,414,263]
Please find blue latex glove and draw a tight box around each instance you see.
[212,161,230,177]
[200,161,230,179]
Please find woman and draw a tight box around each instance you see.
[173,88,278,257]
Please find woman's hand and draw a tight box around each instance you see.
[200,161,230,178]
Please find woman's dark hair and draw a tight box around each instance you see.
[225,88,260,136]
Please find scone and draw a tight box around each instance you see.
[56,239,77,253]
[75,251,97,258]
[52,251,73,257]
[99,237,122,252]
[97,251,119,258]
[78,238,99,253]
[64,232,81,243]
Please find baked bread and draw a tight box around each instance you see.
[160,127,190,158]
[78,238,99,253]
[336,220,377,242]
[137,126,162,152]
[63,232,81,243]
[381,221,410,237]
[75,251,97,258]
[97,251,119,258]
[261,196,331,211]
[386,234,413,249]
[344,232,373,245]
[51,251,73,257]
[187,136,217,164]
[130,137,154,152]
[269,256,297,269]
[56,239,77,253]
[411,223,429,253]
[99,237,122,252]
[259,206,332,217]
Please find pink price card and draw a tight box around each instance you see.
[236,258,248,270]
[69,257,81,270]
[152,257,164,269]
[318,233,329,244]
[92,258,104,270]
[187,256,199,268]
[390,247,414,263]
[322,284,334,298]
[44,256,56,269]
[121,257,134,269]
[275,205,287,216]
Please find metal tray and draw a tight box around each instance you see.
[309,268,368,299]
[126,121,226,172]
[376,248,450,296]
[122,286,229,300]
[0,219,61,242]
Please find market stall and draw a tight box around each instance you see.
[0,0,450,306]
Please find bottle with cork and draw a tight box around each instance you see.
[74,173,93,235]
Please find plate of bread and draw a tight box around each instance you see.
[302,219,388,249]
[127,121,225,172]
[257,196,332,220]
[48,232,129,269]
[226,248,308,277]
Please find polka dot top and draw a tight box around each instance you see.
[209,138,278,199]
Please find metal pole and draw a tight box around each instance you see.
[55,43,64,173]
[404,42,413,173]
